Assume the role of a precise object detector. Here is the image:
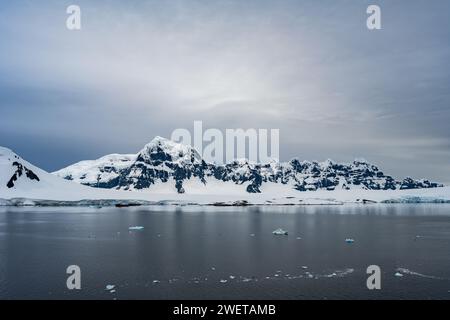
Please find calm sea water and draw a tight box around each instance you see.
[0,204,450,300]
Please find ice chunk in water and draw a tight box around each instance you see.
[272,228,288,235]
[129,226,144,230]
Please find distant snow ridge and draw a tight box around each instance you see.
[53,137,443,194]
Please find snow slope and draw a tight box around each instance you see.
[1,146,450,206]
[0,146,127,201]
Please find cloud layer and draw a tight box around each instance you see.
[0,0,449,182]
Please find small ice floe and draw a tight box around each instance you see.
[325,273,338,278]
[129,226,144,230]
[250,234,255,237]
[105,285,115,291]
[242,277,253,282]
[190,277,201,284]
[394,272,404,277]
[396,268,442,280]
[309,269,355,279]
[220,279,228,283]
[152,280,160,284]
[109,290,116,294]
[345,238,355,244]
[229,275,236,279]
[296,237,302,240]
[301,266,308,270]
[336,268,354,277]
[272,228,288,235]
[211,267,216,271]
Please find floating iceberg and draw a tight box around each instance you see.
[345,238,355,243]
[129,226,144,230]
[105,285,115,290]
[272,228,288,235]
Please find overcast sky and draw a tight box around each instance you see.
[0,0,449,182]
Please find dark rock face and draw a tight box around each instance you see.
[6,161,40,188]
[400,177,440,190]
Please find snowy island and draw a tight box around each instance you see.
[1,137,449,206]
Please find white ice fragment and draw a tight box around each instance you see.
[105,285,115,290]
[272,228,288,235]
[326,272,338,278]
[229,275,235,279]
[394,272,403,277]
[345,238,355,243]
[153,280,160,284]
[220,279,228,283]
[129,226,144,230]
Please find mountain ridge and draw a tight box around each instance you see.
[53,137,443,194]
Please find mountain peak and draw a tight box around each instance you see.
[138,136,202,164]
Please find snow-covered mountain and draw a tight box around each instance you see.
[0,146,95,201]
[1,143,449,205]
[0,146,153,204]
[54,136,443,194]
